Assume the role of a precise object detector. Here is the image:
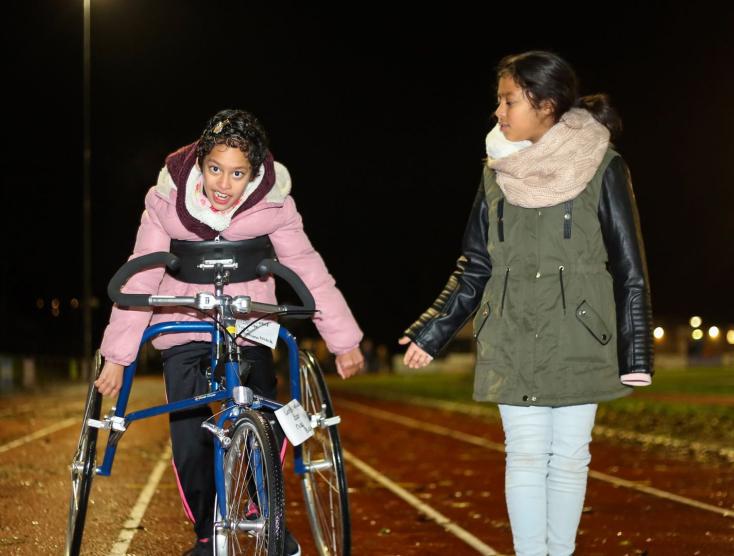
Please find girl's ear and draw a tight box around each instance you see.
[540,99,555,115]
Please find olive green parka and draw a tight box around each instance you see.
[405,149,653,406]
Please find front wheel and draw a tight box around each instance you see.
[214,410,285,555]
[65,351,103,556]
[299,350,351,556]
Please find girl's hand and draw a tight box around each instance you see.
[94,362,125,397]
[398,336,434,369]
[335,347,365,379]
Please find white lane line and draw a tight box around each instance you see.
[0,417,77,454]
[587,469,733,516]
[108,444,172,556]
[338,399,733,519]
[343,449,504,556]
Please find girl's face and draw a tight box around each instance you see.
[494,76,555,143]
[201,145,253,211]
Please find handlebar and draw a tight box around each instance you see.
[108,252,180,307]
[107,252,316,319]
[254,259,315,319]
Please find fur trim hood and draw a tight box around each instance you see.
[153,142,292,239]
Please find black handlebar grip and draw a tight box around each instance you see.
[255,259,316,319]
[108,252,180,307]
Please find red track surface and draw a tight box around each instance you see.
[0,378,732,555]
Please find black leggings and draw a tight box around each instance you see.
[161,341,276,540]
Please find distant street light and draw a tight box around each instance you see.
[653,326,665,340]
[691,329,704,340]
[727,330,734,345]
[689,316,702,328]
[708,326,720,340]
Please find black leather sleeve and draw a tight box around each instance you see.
[598,156,654,376]
[403,181,493,357]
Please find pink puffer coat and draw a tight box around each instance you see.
[100,147,362,366]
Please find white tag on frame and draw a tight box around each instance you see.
[235,318,280,349]
[274,399,314,446]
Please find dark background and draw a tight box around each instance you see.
[3,1,733,355]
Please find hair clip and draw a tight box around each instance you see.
[212,118,229,134]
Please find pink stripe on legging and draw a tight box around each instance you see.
[172,459,197,524]
[162,377,196,524]
[280,438,289,466]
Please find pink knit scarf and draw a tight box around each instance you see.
[486,109,610,208]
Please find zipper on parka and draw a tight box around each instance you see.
[474,303,490,339]
[559,265,567,315]
[500,267,510,316]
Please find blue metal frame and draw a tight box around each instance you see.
[215,404,234,517]
[279,327,307,475]
[95,320,307,525]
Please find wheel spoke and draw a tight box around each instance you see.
[220,411,283,555]
[66,373,102,556]
[299,351,350,555]
[232,436,248,516]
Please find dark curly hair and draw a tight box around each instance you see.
[196,109,269,170]
[497,51,623,140]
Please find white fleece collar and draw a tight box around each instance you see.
[184,162,265,232]
[485,123,531,160]
[155,160,293,228]
[266,162,292,203]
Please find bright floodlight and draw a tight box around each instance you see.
[691,329,704,340]
[708,326,720,339]
[653,327,665,339]
[689,316,702,328]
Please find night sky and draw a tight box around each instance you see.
[3,1,733,355]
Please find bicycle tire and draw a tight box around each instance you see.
[214,409,285,556]
[65,351,103,556]
[299,350,351,556]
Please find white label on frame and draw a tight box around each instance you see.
[235,318,280,349]
[274,399,314,446]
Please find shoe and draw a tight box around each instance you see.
[183,537,213,556]
[285,529,301,556]
[245,499,259,519]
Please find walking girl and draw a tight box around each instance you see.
[94,109,365,555]
[399,51,653,556]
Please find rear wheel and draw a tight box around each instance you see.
[214,409,285,555]
[299,350,351,556]
[65,351,103,556]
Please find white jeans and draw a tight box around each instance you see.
[498,403,597,556]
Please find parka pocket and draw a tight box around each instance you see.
[500,267,510,316]
[558,277,616,368]
[473,302,491,339]
[575,300,612,345]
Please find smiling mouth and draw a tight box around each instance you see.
[211,191,231,204]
